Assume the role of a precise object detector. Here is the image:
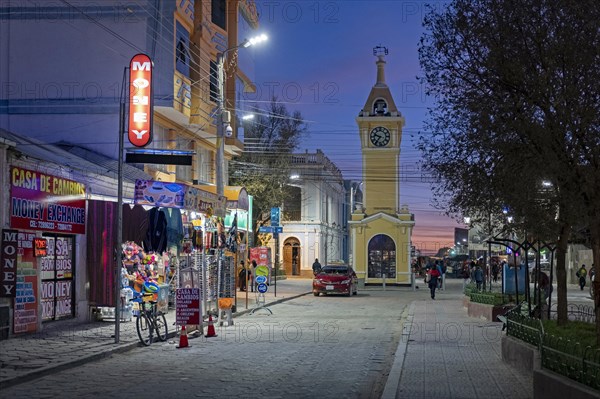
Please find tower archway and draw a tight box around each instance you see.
[367,234,396,279]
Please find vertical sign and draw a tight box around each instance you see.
[271,207,280,227]
[1,229,18,297]
[129,53,153,147]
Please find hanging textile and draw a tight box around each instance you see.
[122,203,149,246]
[144,207,168,253]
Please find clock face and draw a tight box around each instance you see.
[369,126,391,147]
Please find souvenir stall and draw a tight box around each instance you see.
[222,187,252,311]
[96,180,186,321]
[182,186,250,318]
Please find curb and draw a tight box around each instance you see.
[381,301,414,399]
[0,291,311,389]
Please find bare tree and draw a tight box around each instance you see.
[418,0,600,340]
[229,99,307,242]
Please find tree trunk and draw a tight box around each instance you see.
[555,221,570,326]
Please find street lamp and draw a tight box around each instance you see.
[216,34,268,200]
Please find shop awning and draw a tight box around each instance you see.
[224,186,249,211]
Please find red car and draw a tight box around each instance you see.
[313,265,358,296]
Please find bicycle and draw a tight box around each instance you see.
[131,292,168,346]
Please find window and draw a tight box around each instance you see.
[175,21,190,77]
[211,0,226,30]
[196,146,212,184]
[176,136,193,182]
[210,60,218,103]
[148,124,168,173]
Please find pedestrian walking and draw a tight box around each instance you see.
[312,258,322,275]
[474,265,484,291]
[435,260,444,290]
[427,266,441,299]
[469,260,477,284]
[492,262,500,283]
[238,260,247,291]
[461,264,470,290]
[250,259,257,292]
[576,264,587,290]
[538,271,551,304]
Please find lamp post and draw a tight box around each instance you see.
[215,34,267,200]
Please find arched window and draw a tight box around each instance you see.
[373,99,388,115]
[368,234,396,278]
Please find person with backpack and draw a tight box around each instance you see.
[576,264,587,291]
[427,265,441,300]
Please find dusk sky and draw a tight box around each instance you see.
[246,1,460,254]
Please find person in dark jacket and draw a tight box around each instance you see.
[427,266,441,299]
[474,265,484,291]
[312,259,322,275]
[239,260,248,291]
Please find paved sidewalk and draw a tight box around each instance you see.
[384,279,534,399]
[0,278,312,389]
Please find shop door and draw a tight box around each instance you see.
[283,238,301,276]
[40,235,75,321]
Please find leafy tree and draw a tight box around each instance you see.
[418,0,600,340]
[229,99,307,243]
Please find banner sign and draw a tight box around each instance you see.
[134,180,185,208]
[176,288,200,325]
[10,166,86,234]
[250,247,272,268]
[129,53,153,147]
[185,185,219,214]
[1,229,18,297]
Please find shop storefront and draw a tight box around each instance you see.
[6,165,86,333]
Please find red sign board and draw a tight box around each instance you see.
[128,53,153,147]
[1,229,18,297]
[176,288,200,325]
[34,238,48,257]
[9,166,86,234]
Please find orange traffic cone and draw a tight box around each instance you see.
[177,325,189,349]
[206,314,217,338]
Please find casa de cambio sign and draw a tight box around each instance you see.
[9,166,86,234]
[129,54,153,147]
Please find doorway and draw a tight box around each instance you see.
[283,238,302,276]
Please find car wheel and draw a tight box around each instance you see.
[313,292,319,296]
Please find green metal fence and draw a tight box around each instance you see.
[506,304,600,391]
[506,304,544,348]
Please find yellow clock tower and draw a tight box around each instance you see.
[350,47,415,286]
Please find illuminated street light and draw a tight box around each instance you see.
[216,34,268,199]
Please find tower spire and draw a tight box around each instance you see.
[373,45,389,87]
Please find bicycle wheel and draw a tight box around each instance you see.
[136,312,153,346]
[155,312,168,342]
